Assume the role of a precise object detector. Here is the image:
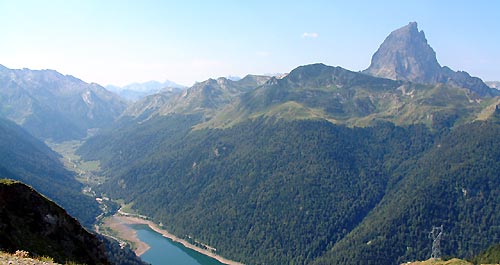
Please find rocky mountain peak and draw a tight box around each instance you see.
[364,22,441,83]
[217,76,229,83]
[364,22,498,97]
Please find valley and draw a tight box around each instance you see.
[48,140,106,187]
[47,138,242,264]
[2,17,500,265]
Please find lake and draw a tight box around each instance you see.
[129,224,225,265]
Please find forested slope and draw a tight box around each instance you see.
[0,118,100,226]
[79,115,436,264]
[314,121,500,264]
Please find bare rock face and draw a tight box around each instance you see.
[364,22,498,97]
[365,22,441,83]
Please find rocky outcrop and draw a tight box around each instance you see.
[364,22,498,97]
[365,22,441,83]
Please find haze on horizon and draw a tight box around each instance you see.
[1,0,499,87]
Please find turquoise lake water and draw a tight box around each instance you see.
[129,224,224,265]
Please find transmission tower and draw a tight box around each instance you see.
[429,225,444,259]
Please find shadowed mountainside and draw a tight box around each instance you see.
[0,179,109,264]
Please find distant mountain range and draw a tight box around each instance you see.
[77,22,500,265]
[486,81,500,89]
[106,80,185,102]
[0,65,127,141]
[120,74,271,121]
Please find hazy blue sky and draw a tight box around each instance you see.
[1,0,498,86]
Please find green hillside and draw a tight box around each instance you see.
[0,118,100,226]
[201,64,489,130]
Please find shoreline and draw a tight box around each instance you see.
[110,215,244,265]
[102,216,151,256]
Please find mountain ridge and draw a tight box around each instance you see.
[106,80,185,102]
[199,63,492,130]
[0,65,127,141]
[120,74,271,122]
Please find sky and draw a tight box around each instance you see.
[1,0,499,87]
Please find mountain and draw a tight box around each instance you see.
[158,75,270,117]
[364,22,498,97]
[0,65,128,141]
[0,179,109,264]
[202,63,490,130]
[365,22,440,83]
[107,80,185,102]
[226,75,242,81]
[200,63,401,128]
[107,80,184,92]
[0,118,100,226]
[120,74,271,122]
[486,81,500,90]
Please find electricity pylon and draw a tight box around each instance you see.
[429,225,444,259]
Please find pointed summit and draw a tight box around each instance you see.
[364,22,441,83]
[364,22,499,97]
